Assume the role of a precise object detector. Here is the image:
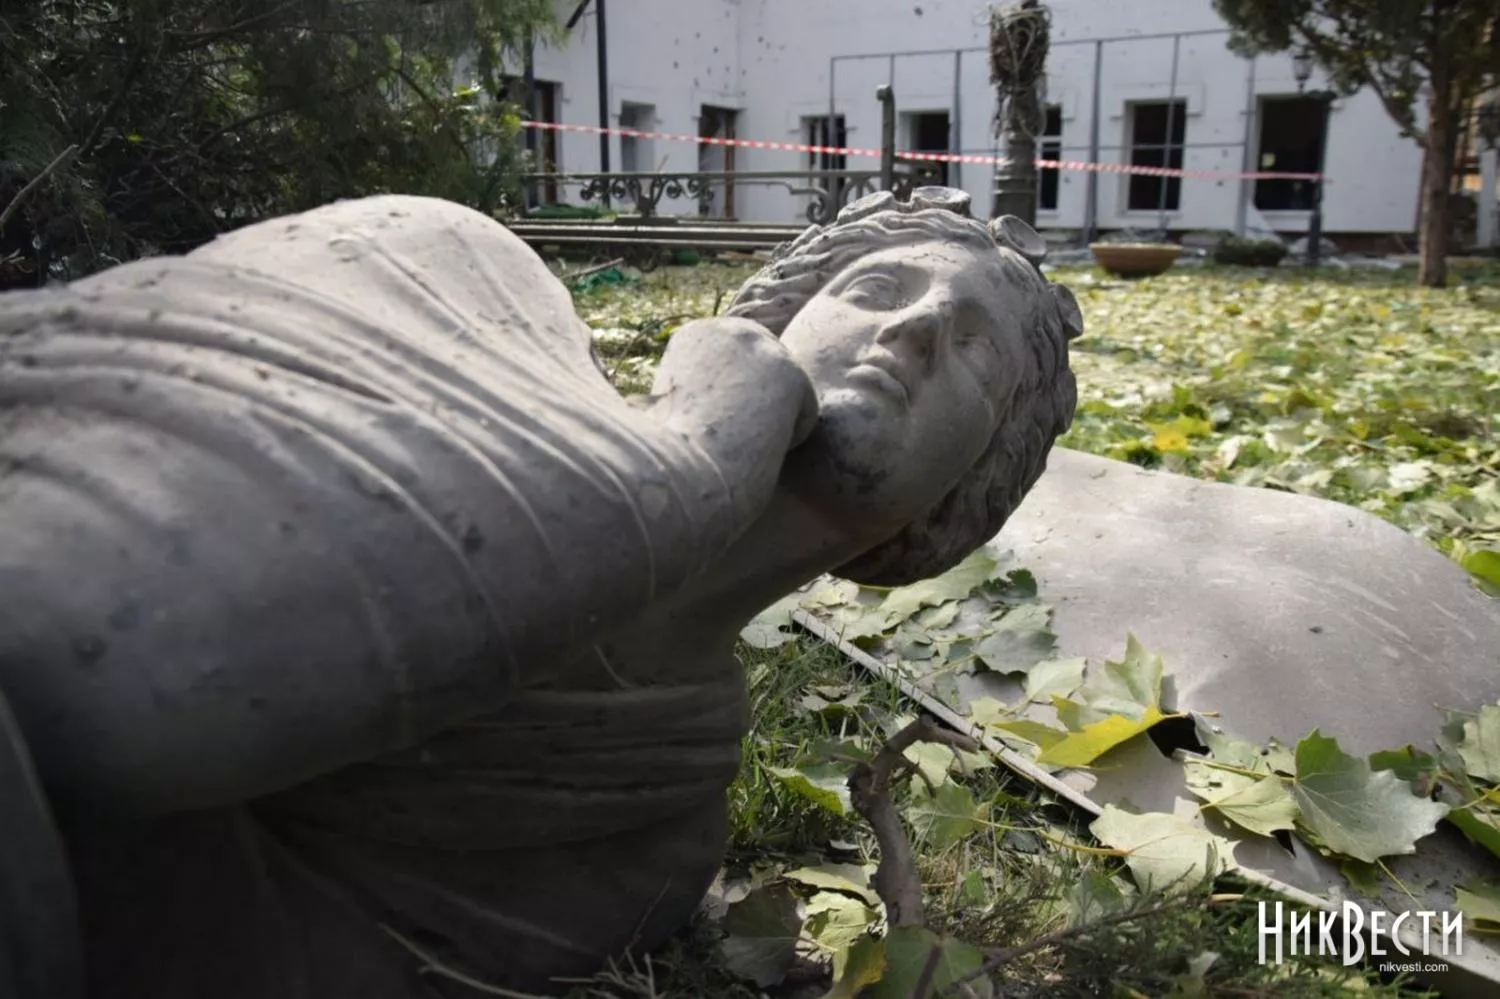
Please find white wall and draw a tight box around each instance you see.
[516,0,1422,234]
[517,0,745,214]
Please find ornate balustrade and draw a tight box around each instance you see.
[522,166,941,227]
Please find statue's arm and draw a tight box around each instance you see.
[641,316,819,530]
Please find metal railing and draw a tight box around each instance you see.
[522,163,941,227]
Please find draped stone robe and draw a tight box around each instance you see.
[0,196,754,998]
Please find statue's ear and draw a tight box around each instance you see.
[1052,284,1085,340]
[988,215,1047,265]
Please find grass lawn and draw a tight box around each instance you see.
[560,258,1498,998]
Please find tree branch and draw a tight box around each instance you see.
[166,0,305,52]
[0,144,79,236]
[848,717,979,929]
[1291,13,1426,146]
[392,64,474,158]
[74,43,151,164]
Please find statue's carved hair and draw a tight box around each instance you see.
[725,187,1082,586]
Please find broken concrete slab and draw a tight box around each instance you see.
[997,448,1500,756]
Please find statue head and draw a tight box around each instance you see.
[725,186,1082,586]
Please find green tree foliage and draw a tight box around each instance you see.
[1212,0,1500,288]
[0,0,559,285]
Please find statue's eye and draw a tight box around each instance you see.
[842,273,901,309]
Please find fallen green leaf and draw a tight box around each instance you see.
[785,864,879,906]
[1456,880,1500,928]
[906,781,986,851]
[1289,730,1449,863]
[879,548,998,621]
[804,891,879,957]
[822,934,887,998]
[1023,656,1087,703]
[1183,759,1298,838]
[973,603,1058,675]
[770,763,853,816]
[1457,704,1500,783]
[720,884,804,987]
[1089,805,1236,893]
[868,926,989,999]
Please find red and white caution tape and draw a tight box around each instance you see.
[522,119,1324,182]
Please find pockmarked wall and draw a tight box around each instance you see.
[508,0,1422,235]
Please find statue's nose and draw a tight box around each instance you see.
[875,307,943,371]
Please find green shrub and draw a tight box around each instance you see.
[1213,236,1289,267]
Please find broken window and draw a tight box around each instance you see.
[1039,104,1063,212]
[1126,99,1186,212]
[1254,96,1328,212]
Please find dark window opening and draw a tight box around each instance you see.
[501,76,560,205]
[804,115,848,191]
[698,105,739,217]
[905,111,951,186]
[1039,104,1063,212]
[1127,99,1186,212]
[1254,97,1328,212]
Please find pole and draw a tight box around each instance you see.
[1308,93,1332,267]
[1084,39,1102,242]
[523,29,539,211]
[1479,145,1498,250]
[952,49,963,191]
[989,1,1045,224]
[595,0,610,207]
[1235,55,1257,236]
[878,85,896,191]
[828,57,837,143]
[1157,33,1181,232]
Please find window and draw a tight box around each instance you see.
[804,115,848,171]
[1126,100,1186,212]
[803,115,848,192]
[501,76,561,204]
[619,102,656,173]
[1254,96,1328,212]
[904,111,951,186]
[1038,104,1063,212]
[698,105,739,217]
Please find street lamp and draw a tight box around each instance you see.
[1292,49,1315,89]
[1293,48,1336,266]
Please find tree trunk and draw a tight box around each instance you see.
[1417,96,1453,287]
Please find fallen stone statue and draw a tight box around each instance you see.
[0,187,1084,997]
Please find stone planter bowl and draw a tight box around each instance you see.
[1090,242,1183,278]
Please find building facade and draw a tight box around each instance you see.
[517,0,1425,238]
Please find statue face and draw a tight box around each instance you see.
[778,238,1033,528]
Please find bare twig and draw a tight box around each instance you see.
[0,144,79,236]
[565,257,626,282]
[848,716,980,929]
[378,924,553,998]
[945,897,1201,992]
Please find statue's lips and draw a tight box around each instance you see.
[848,352,910,405]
